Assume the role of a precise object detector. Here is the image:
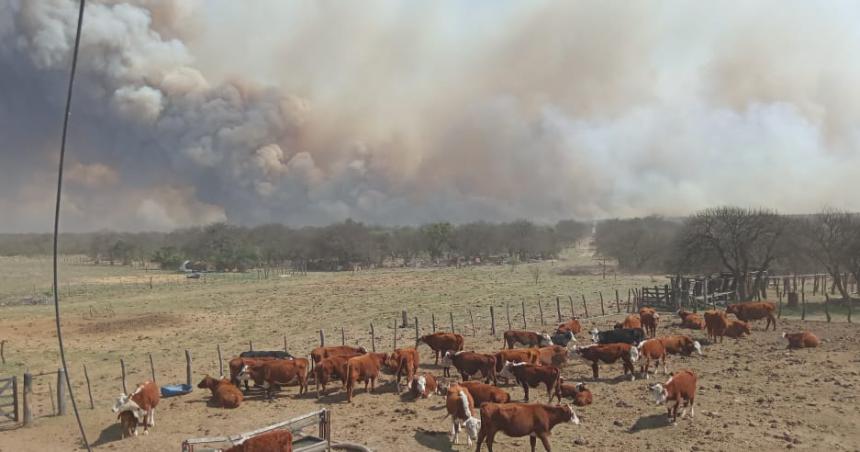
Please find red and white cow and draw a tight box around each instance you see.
[112,380,160,436]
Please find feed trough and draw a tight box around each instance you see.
[160,383,193,398]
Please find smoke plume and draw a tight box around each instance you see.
[1,0,858,232]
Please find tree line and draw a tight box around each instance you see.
[0,219,589,272]
[594,207,860,300]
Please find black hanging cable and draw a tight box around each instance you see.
[52,0,91,450]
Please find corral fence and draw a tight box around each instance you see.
[181,409,331,452]
[0,375,18,423]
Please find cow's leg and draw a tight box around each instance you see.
[529,434,537,452]
[522,383,530,402]
[434,350,439,365]
[485,430,497,452]
[370,376,376,393]
[591,362,599,380]
[690,396,695,418]
[451,421,459,444]
[475,425,487,452]
[546,381,553,402]
[149,407,155,427]
[537,432,552,452]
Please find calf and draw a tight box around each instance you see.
[445,383,481,446]
[117,410,137,439]
[550,330,576,347]
[677,309,694,321]
[782,331,820,349]
[309,345,366,380]
[314,354,360,397]
[495,349,539,384]
[417,332,464,365]
[344,352,388,403]
[112,380,160,436]
[241,358,309,399]
[639,307,660,338]
[571,343,639,381]
[615,314,642,330]
[657,335,702,356]
[503,330,552,349]
[555,318,582,335]
[723,319,751,339]
[197,375,243,408]
[475,402,580,452]
[590,327,645,345]
[680,312,706,330]
[536,345,569,367]
[385,347,420,393]
[459,380,511,406]
[636,339,667,379]
[703,310,728,343]
[223,429,293,452]
[554,378,592,406]
[726,302,777,331]
[410,373,439,399]
[502,362,560,402]
[444,351,497,384]
[648,370,697,423]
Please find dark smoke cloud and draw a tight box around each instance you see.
[1,0,858,232]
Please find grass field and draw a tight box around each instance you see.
[0,252,858,451]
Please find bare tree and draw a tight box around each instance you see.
[529,265,542,285]
[797,209,853,299]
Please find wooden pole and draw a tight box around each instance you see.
[599,292,606,316]
[615,289,621,314]
[505,302,512,330]
[626,289,632,313]
[521,300,527,329]
[848,293,853,324]
[801,290,807,321]
[0,340,5,364]
[449,312,455,334]
[319,330,325,347]
[469,310,476,337]
[823,292,831,322]
[283,335,288,353]
[49,381,55,415]
[56,368,66,416]
[370,323,376,352]
[554,296,561,323]
[12,375,18,421]
[185,350,192,387]
[431,314,436,333]
[401,310,408,328]
[23,372,32,426]
[537,297,545,326]
[414,317,419,344]
[490,306,496,336]
[393,319,397,350]
[217,344,224,377]
[568,295,575,318]
[581,294,589,318]
[341,327,346,346]
[148,352,157,384]
[120,359,128,394]
[249,340,253,351]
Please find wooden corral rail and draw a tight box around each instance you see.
[181,409,331,452]
[0,376,18,423]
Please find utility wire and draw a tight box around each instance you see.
[52,0,91,450]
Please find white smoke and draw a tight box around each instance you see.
[1,0,859,232]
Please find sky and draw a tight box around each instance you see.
[1,0,858,232]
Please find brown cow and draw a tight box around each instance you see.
[703,310,728,343]
[639,307,660,338]
[117,411,137,439]
[223,429,293,452]
[444,351,497,385]
[571,343,639,381]
[649,370,697,423]
[615,314,642,330]
[554,378,592,406]
[241,358,309,399]
[724,319,751,339]
[636,339,667,379]
[417,332,464,365]
[495,349,539,383]
[475,402,580,452]
[112,380,160,436]
[445,383,481,446]
[344,352,388,402]
[385,347,420,393]
[229,357,275,391]
[536,345,568,367]
[680,312,706,330]
[459,380,511,406]
[783,331,820,349]
[310,345,366,368]
[410,373,439,399]
[657,335,703,356]
[555,318,582,335]
[501,362,560,402]
[314,354,361,397]
[197,375,243,408]
[502,330,553,349]
[726,302,777,331]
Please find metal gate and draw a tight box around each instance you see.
[0,376,18,423]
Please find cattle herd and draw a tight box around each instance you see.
[110,300,820,451]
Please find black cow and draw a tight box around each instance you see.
[550,331,576,347]
[239,350,293,360]
[589,327,645,345]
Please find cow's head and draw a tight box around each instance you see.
[629,345,640,363]
[357,346,368,354]
[589,328,599,343]
[648,382,669,405]
[498,361,517,380]
[413,375,427,396]
[564,404,581,425]
[463,415,481,443]
[725,304,739,315]
[197,375,218,390]
[441,351,454,367]
[692,340,703,356]
[575,382,587,392]
[112,394,130,413]
[539,333,552,346]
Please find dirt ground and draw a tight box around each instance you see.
[2,314,859,451]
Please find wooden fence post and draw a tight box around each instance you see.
[393,319,397,350]
[626,289,632,313]
[431,314,436,333]
[801,290,806,321]
[12,375,18,421]
[319,330,325,347]
[56,368,66,416]
[537,297,545,326]
[777,283,783,318]
[401,310,408,328]
[185,350,192,387]
[599,292,606,316]
[581,294,589,318]
[249,340,254,351]
[23,372,32,427]
[449,312,455,334]
[521,301,527,329]
[283,335,288,353]
[414,317,419,344]
[217,344,224,377]
[615,289,621,314]
[505,302,512,330]
[341,327,346,346]
[568,295,575,318]
[120,359,127,394]
[1,340,6,364]
[848,294,853,323]
[469,310,476,337]
[490,306,496,336]
[822,292,830,322]
[370,323,376,352]
[555,296,562,323]
[148,352,157,384]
